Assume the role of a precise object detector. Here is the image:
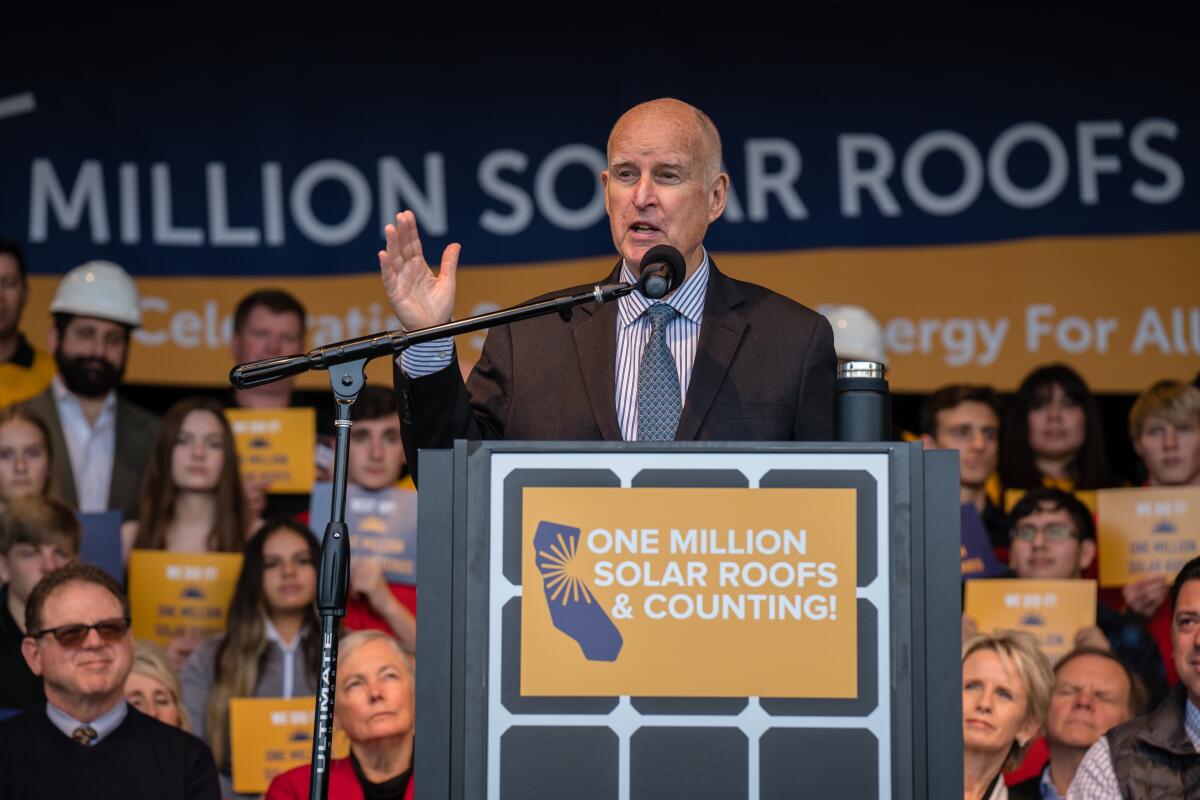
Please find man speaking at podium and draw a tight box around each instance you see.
[381,98,835,478]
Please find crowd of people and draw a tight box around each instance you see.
[920,367,1200,797]
[0,238,416,798]
[0,92,1198,799]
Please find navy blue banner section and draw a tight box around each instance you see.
[1,27,1196,277]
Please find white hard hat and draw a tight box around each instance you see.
[819,304,888,367]
[49,260,142,327]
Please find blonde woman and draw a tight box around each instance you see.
[266,630,414,799]
[125,640,189,728]
[963,630,1054,800]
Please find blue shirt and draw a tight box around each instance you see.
[46,698,127,745]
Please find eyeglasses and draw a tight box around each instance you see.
[31,617,132,647]
[1010,523,1079,542]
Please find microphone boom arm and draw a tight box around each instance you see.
[230,281,637,389]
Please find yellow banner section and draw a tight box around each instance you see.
[229,697,351,794]
[128,550,243,646]
[964,578,1096,662]
[22,231,1199,393]
[520,486,857,698]
[226,407,316,494]
[1098,486,1200,587]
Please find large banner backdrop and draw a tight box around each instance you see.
[3,36,1197,393]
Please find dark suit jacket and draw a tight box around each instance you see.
[1007,773,1043,799]
[395,258,835,482]
[22,386,159,521]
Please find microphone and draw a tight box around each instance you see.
[637,245,686,299]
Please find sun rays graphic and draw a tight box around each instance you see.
[536,531,596,607]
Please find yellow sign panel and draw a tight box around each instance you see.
[229,697,351,794]
[964,578,1096,662]
[128,550,243,646]
[226,407,316,494]
[1098,486,1200,587]
[520,486,857,698]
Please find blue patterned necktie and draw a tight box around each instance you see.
[637,303,682,441]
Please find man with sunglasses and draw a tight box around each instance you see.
[0,562,218,799]
[1007,487,1167,708]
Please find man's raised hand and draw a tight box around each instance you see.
[379,210,461,331]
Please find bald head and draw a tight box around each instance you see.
[607,98,723,184]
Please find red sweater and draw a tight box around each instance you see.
[265,756,414,800]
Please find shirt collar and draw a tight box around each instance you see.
[1185,697,1200,750]
[46,698,128,744]
[1039,764,1065,800]
[617,248,709,329]
[264,617,302,652]
[51,375,118,415]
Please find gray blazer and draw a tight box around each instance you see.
[22,386,159,521]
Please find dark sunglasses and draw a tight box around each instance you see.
[31,617,132,647]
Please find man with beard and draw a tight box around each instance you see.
[0,239,56,407]
[21,261,158,520]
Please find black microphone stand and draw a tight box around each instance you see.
[229,278,643,800]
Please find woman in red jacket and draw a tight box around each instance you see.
[265,629,414,800]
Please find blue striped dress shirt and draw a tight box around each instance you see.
[398,249,711,442]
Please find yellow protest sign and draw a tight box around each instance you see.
[520,486,857,698]
[1004,488,1097,514]
[226,407,316,493]
[1098,486,1200,587]
[229,697,351,794]
[964,578,1096,662]
[128,550,243,646]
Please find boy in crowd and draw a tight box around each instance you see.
[919,385,1006,549]
[1005,487,1167,707]
[0,495,80,709]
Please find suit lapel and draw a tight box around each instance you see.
[572,289,623,441]
[676,260,746,440]
[28,390,79,508]
[108,397,136,512]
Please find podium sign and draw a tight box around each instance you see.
[415,442,961,800]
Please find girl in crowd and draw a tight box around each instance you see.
[0,407,52,504]
[125,640,189,728]
[340,386,417,651]
[962,630,1054,800]
[1000,363,1113,491]
[181,519,320,793]
[122,396,254,559]
[265,630,414,800]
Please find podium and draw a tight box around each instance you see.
[414,441,961,799]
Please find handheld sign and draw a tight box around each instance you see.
[309,482,418,584]
[961,503,1005,579]
[230,697,350,794]
[128,550,243,646]
[226,407,316,494]
[1098,486,1200,587]
[78,510,124,582]
[964,578,1096,662]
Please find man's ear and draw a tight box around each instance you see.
[47,325,58,354]
[0,552,9,584]
[1078,538,1097,574]
[919,434,936,450]
[21,636,42,675]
